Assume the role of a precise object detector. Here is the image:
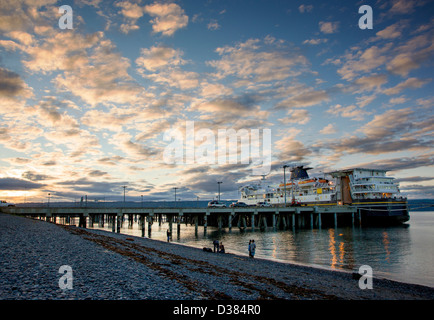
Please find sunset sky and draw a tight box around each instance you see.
[0,0,433,203]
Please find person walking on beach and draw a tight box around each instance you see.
[250,240,256,258]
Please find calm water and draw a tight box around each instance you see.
[87,211,434,288]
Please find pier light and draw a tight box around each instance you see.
[122,185,127,203]
[283,164,292,207]
[173,187,178,207]
[217,181,223,201]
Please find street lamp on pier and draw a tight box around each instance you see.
[283,165,289,207]
[122,185,127,204]
[173,187,178,207]
[217,181,223,201]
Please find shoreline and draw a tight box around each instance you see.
[1,213,434,300]
[83,226,434,295]
[88,222,433,289]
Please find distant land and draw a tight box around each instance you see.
[14,199,434,211]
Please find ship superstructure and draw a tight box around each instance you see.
[239,166,335,206]
[239,165,409,224]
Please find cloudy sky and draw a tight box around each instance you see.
[0,0,433,203]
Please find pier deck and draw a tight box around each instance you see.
[1,205,359,233]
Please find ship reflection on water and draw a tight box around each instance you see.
[85,212,433,288]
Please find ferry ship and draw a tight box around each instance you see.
[239,165,409,225]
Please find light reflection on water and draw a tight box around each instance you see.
[85,211,434,288]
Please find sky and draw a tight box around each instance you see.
[0,0,433,204]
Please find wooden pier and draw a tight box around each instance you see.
[1,205,360,235]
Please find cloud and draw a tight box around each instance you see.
[274,135,312,162]
[199,82,233,98]
[136,45,185,71]
[115,1,146,34]
[81,107,138,132]
[0,178,45,190]
[278,109,311,124]
[298,5,313,13]
[319,124,337,135]
[207,19,220,30]
[143,2,188,36]
[319,21,339,34]
[303,38,328,45]
[34,97,80,128]
[0,122,43,152]
[276,88,329,109]
[389,0,425,14]
[353,74,388,93]
[336,45,391,81]
[0,67,32,99]
[335,26,434,81]
[116,1,144,19]
[23,31,102,73]
[326,104,370,121]
[56,178,130,195]
[136,45,199,90]
[54,37,146,106]
[109,131,160,160]
[352,153,434,172]
[208,38,308,83]
[376,23,403,39]
[395,176,434,183]
[3,24,147,107]
[389,96,408,104]
[22,171,53,181]
[0,0,57,33]
[142,68,200,90]
[383,77,430,95]
[191,96,269,127]
[317,108,432,156]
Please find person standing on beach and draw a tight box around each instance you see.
[213,239,219,253]
[248,240,252,257]
[167,229,171,242]
[219,242,225,253]
[250,240,256,258]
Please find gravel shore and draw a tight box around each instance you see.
[1,213,433,300]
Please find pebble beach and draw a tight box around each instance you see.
[1,213,433,301]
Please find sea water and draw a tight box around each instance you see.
[88,211,434,288]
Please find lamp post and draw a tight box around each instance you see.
[283,165,289,207]
[141,195,143,208]
[48,193,51,207]
[217,181,222,201]
[122,185,127,204]
[173,187,178,207]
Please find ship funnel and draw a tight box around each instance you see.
[290,165,312,180]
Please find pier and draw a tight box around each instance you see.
[1,205,360,235]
